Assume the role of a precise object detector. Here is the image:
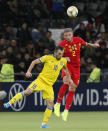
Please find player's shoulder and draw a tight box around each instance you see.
[73,37,84,41]
[41,55,52,60]
[61,57,67,63]
[58,40,67,46]
[45,54,58,61]
[44,54,53,59]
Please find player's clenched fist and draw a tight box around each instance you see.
[26,71,32,78]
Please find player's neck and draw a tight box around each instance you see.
[53,54,61,61]
[65,39,72,43]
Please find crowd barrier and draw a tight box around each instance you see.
[0,82,108,112]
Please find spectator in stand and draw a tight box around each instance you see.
[80,57,87,82]
[0,26,5,38]
[5,25,17,40]
[74,23,87,41]
[19,47,27,55]
[26,43,36,58]
[6,0,19,27]
[42,0,52,11]
[80,57,86,73]
[6,46,15,64]
[31,24,43,45]
[92,18,105,38]
[0,38,9,52]
[37,0,49,18]
[35,39,45,55]
[23,53,31,71]
[16,61,26,80]
[85,63,91,74]
[93,49,102,68]
[35,64,43,73]
[100,43,108,69]
[44,31,55,51]
[0,45,15,82]
[10,39,19,53]
[84,43,95,58]
[86,62,101,83]
[86,24,93,42]
[43,48,50,55]
[86,57,93,64]
[14,52,22,67]
[27,7,41,26]
[104,53,108,70]
[102,1,108,33]
[0,50,7,61]
[17,22,31,47]
[34,53,41,59]
[95,32,108,48]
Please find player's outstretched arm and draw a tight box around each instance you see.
[86,42,100,48]
[26,59,41,78]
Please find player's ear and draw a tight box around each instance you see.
[54,50,57,54]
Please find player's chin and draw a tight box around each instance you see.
[66,39,72,42]
[56,57,61,60]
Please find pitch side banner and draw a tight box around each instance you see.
[1,82,108,112]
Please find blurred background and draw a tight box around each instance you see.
[0,0,108,82]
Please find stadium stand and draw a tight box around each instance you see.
[0,0,108,82]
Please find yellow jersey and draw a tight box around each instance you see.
[38,55,67,86]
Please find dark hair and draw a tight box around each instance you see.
[64,28,73,33]
[54,46,64,52]
[86,61,97,67]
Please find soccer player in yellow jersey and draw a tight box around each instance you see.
[4,46,71,128]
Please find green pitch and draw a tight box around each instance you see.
[0,112,108,131]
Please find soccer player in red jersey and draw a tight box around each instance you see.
[54,28,99,121]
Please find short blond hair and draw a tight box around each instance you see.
[64,28,73,33]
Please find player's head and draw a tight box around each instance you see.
[54,46,64,60]
[63,28,73,42]
[90,62,97,70]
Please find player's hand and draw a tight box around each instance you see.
[65,57,70,62]
[94,43,100,48]
[68,77,73,85]
[63,76,72,85]
[26,71,32,78]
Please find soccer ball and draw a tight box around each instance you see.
[67,6,78,18]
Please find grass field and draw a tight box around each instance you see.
[0,112,108,131]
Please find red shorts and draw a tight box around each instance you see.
[62,65,80,86]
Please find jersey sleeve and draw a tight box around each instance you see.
[58,41,65,48]
[77,37,87,46]
[38,55,48,63]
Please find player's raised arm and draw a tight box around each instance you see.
[76,37,100,48]
[86,42,100,48]
[26,59,41,78]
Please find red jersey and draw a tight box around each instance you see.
[58,37,87,67]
